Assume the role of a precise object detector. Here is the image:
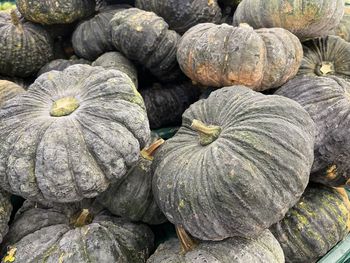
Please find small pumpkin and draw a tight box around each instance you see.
[270,185,350,263]
[110,8,182,82]
[135,0,222,34]
[276,76,350,187]
[1,200,154,263]
[0,64,150,203]
[16,0,96,25]
[177,23,302,90]
[233,0,345,40]
[0,10,54,77]
[37,57,91,76]
[0,80,25,108]
[152,86,315,241]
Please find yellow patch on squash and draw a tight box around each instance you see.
[3,247,17,263]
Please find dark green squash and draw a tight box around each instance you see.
[0,64,150,203]
[152,86,315,241]
[110,8,182,82]
[0,10,54,77]
[16,0,96,25]
[177,23,302,90]
[233,0,345,40]
[37,57,91,76]
[270,185,350,263]
[135,0,222,34]
[0,80,25,108]
[276,76,350,187]
[1,200,153,263]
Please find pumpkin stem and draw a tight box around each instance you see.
[176,225,198,254]
[140,138,165,161]
[10,10,22,30]
[72,209,93,228]
[50,97,80,117]
[315,61,334,76]
[191,119,221,146]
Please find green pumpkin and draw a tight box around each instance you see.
[0,64,150,203]
[270,185,350,263]
[0,191,12,244]
[0,80,25,108]
[37,57,91,76]
[152,86,315,241]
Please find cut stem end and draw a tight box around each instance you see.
[140,138,165,161]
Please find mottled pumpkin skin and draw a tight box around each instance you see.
[92,51,138,87]
[0,191,12,244]
[152,86,315,241]
[0,65,150,203]
[0,11,54,77]
[334,13,350,42]
[37,57,91,76]
[233,0,345,40]
[135,0,222,34]
[148,230,284,263]
[1,200,154,263]
[276,76,350,187]
[110,8,182,82]
[0,76,33,89]
[298,36,350,80]
[177,23,302,90]
[0,80,25,108]
[270,185,350,263]
[16,0,96,25]
[140,82,201,129]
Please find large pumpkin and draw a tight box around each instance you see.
[135,0,222,34]
[233,0,345,40]
[0,80,25,108]
[0,64,150,203]
[1,200,154,263]
[37,57,91,76]
[276,76,350,187]
[152,86,315,241]
[270,185,350,263]
[177,23,302,90]
[0,10,53,77]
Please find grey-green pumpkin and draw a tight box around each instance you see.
[0,191,12,244]
[37,57,91,76]
[0,80,25,108]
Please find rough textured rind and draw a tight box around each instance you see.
[276,76,350,187]
[147,230,284,263]
[135,0,222,34]
[333,5,350,42]
[152,86,315,241]
[37,57,91,76]
[110,8,182,82]
[1,200,154,263]
[233,0,345,40]
[270,184,350,263]
[0,191,11,245]
[0,11,54,77]
[177,23,302,90]
[0,64,150,203]
[0,80,25,108]
[16,0,96,25]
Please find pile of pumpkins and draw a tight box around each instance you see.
[0,0,350,262]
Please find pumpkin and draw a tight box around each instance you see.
[0,80,25,108]
[147,227,284,263]
[233,0,345,40]
[72,5,128,61]
[140,82,201,129]
[0,76,33,89]
[0,10,54,77]
[110,8,182,82]
[275,76,350,187]
[0,64,150,203]
[270,185,350,263]
[177,23,302,90]
[98,138,167,225]
[92,51,138,87]
[152,86,315,241]
[16,0,96,25]
[37,57,91,76]
[1,200,154,263]
[298,35,350,80]
[135,0,222,34]
[334,13,350,42]
[0,191,11,244]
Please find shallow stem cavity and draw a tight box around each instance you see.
[176,225,198,254]
[191,119,221,146]
[315,61,335,76]
[50,97,80,117]
[140,138,165,161]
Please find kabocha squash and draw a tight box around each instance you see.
[270,185,350,263]
[298,36,350,80]
[276,76,350,187]
[147,227,284,263]
[1,200,154,263]
[110,8,182,82]
[72,5,128,60]
[233,0,345,40]
[0,76,33,89]
[140,82,201,129]
[0,191,11,244]
[0,64,150,203]
[16,0,96,25]
[334,13,350,42]
[98,138,167,225]
[0,10,54,77]
[92,51,138,87]
[0,80,25,108]
[152,86,315,241]
[37,57,91,76]
[177,23,302,90]
[135,0,222,34]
